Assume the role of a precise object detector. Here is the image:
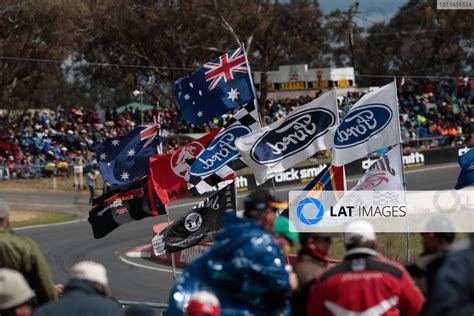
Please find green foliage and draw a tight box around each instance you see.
[0,0,471,110]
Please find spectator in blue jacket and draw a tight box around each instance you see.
[425,234,474,315]
[167,190,294,315]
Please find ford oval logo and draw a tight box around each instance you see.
[334,103,393,149]
[250,108,336,164]
[189,125,251,177]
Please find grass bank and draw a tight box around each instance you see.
[11,209,80,228]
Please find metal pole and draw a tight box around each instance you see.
[393,77,410,262]
[140,86,144,125]
[156,104,177,282]
[242,45,279,197]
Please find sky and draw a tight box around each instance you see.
[319,0,408,26]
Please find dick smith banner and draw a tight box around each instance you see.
[288,190,474,233]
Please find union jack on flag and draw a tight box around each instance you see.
[204,47,249,91]
[140,115,160,148]
[175,46,256,125]
[96,120,160,185]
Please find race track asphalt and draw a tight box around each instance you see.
[8,163,460,305]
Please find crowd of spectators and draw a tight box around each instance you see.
[0,78,472,180]
[265,77,473,149]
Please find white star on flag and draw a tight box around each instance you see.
[120,172,130,180]
[198,90,202,96]
[127,148,136,157]
[189,82,194,88]
[197,111,203,117]
[227,88,240,101]
[184,94,190,101]
[111,139,120,147]
[99,153,107,161]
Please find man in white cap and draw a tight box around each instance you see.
[0,268,35,316]
[0,200,56,305]
[33,261,122,316]
[307,220,424,316]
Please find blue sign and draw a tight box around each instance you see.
[189,125,251,177]
[250,108,336,164]
[296,197,324,225]
[334,103,393,149]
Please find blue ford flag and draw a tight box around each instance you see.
[455,148,474,190]
[236,91,337,185]
[331,82,400,166]
[175,47,256,125]
[96,121,159,185]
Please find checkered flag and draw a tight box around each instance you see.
[186,101,260,194]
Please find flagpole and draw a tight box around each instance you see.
[333,87,347,192]
[156,103,177,282]
[393,78,410,262]
[242,44,279,198]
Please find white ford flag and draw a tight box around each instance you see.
[352,145,404,191]
[331,82,400,166]
[236,90,337,185]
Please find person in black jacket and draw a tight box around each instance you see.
[33,261,122,316]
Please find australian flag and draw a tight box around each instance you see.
[175,46,256,125]
[96,120,159,185]
[455,148,474,190]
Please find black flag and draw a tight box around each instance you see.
[88,175,166,239]
[152,181,236,255]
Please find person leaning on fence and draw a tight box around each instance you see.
[167,190,295,315]
[33,261,123,316]
[0,268,36,316]
[307,220,424,316]
[0,200,57,306]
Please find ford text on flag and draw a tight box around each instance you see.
[331,82,400,166]
[96,120,159,185]
[187,102,260,194]
[236,90,337,185]
[175,47,256,125]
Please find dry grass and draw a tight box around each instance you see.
[10,209,79,228]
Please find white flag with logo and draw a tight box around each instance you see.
[236,90,337,185]
[352,145,404,191]
[331,82,400,166]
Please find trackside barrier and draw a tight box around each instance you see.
[118,300,168,315]
[230,145,473,193]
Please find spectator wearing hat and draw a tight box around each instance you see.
[33,261,122,316]
[0,268,36,316]
[292,232,335,316]
[0,200,56,305]
[307,220,424,316]
[168,190,294,315]
[272,215,299,256]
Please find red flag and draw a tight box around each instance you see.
[150,130,220,204]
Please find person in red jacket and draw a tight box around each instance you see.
[307,220,424,316]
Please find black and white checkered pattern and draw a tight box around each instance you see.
[186,101,260,194]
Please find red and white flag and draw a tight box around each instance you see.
[149,130,220,205]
